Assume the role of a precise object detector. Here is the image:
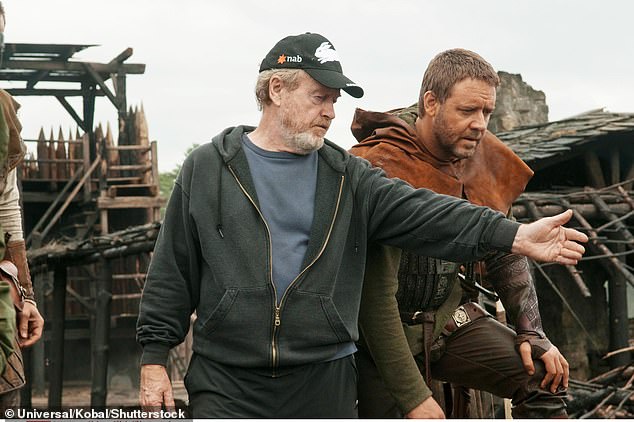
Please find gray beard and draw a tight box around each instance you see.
[287,132,324,155]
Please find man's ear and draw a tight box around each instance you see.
[269,76,284,106]
[423,91,439,117]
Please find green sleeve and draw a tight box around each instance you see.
[0,282,16,374]
[358,243,432,414]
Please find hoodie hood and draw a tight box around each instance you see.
[349,107,533,213]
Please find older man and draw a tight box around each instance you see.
[351,48,569,418]
[137,35,586,418]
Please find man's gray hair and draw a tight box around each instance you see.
[255,68,302,110]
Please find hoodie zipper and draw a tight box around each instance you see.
[229,164,345,369]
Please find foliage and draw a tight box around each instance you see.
[158,143,200,217]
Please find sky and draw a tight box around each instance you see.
[2,0,634,172]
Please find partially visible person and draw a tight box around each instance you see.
[0,1,45,411]
[0,280,15,375]
[350,48,569,418]
[136,33,587,418]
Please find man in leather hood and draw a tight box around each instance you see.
[350,48,569,418]
[0,2,45,411]
[137,36,586,418]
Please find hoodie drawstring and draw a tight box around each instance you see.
[216,163,225,238]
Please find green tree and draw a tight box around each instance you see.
[159,143,199,216]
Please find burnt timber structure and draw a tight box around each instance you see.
[499,109,634,379]
[0,43,164,408]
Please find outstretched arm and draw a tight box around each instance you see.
[512,210,587,264]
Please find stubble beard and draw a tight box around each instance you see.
[279,110,325,155]
[433,107,478,161]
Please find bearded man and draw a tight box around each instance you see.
[350,48,569,419]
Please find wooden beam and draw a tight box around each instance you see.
[584,151,606,188]
[56,96,87,132]
[26,70,51,89]
[82,63,120,109]
[6,88,106,97]
[109,47,133,64]
[512,202,632,220]
[97,196,165,209]
[91,258,113,407]
[4,59,145,74]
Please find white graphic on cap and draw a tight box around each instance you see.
[314,42,339,64]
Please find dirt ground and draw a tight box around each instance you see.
[30,380,188,409]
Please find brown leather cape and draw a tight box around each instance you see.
[349,107,533,213]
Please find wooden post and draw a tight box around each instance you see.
[82,81,97,161]
[82,133,91,204]
[31,271,47,396]
[91,258,113,408]
[48,265,68,409]
[584,151,606,188]
[36,127,49,180]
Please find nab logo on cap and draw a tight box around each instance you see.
[277,54,302,65]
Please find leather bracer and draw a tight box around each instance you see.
[485,252,552,358]
[3,240,34,301]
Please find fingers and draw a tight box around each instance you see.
[563,227,588,244]
[549,358,564,393]
[539,347,568,393]
[163,384,176,411]
[18,308,29,340]
[519,342,535,375]
[549,209,573,226]
[140,365,173,412]
[561,355,570,389]
[16,304,44,347]
[554,239,587,265]
[540,357,556,391]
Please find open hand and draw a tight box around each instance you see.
[512,210,588,265]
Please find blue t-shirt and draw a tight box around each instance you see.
[242,134,317,303]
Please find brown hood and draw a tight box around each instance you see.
[350,107,533,213]
[0,90,26,171]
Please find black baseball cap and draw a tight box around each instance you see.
[259,33,364,98]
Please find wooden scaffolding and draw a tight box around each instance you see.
[0,43,164,408]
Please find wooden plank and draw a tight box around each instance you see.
[4,59,145,74]
[108,164,152,171]
[97,196,165,209]
[6,88,107,97]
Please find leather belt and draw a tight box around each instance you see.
[442,302,489,336]
[402,302,490,329]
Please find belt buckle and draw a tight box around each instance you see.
[451,305,471,328]
[412,311,423,323]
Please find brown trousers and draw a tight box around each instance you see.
[357,316,567,418]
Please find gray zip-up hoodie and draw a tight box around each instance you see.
[136,125,518,371]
